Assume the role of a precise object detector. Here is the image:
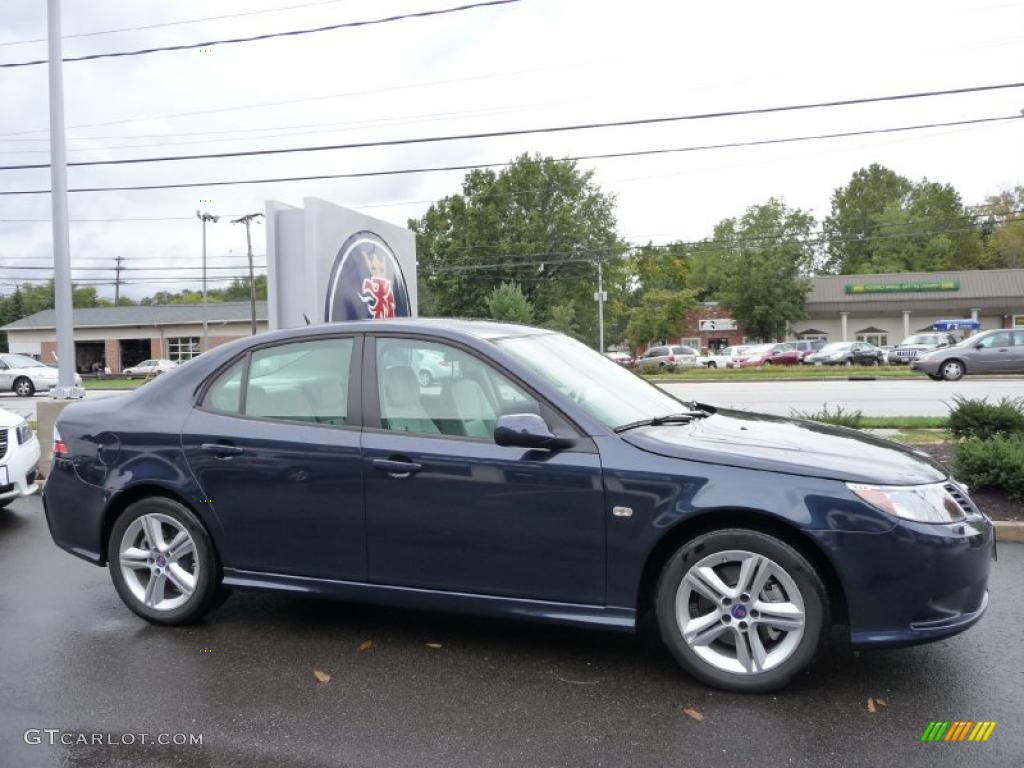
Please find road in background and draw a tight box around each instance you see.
[1,496,1020,768]
[661,378,1024,417]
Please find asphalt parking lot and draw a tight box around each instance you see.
[1,496,1021,768]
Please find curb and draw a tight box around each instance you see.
[994,521,1024,544]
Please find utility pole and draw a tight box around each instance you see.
[46,0,78,397]
[196,211,219,352]
[594,260,607,352]
[113,255,124,304]
[232,213,263,335]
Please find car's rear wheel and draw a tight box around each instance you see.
[655,529,827,692]
[108,497,227,625]
[941,359,965,381]
[706,361,717,369]
[14,377,35,397]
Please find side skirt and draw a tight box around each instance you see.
[222,568,637,632]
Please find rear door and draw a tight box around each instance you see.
[1011,331,1024,372]
[181,335,366,581]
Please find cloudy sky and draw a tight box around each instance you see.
[1,0,1022,300]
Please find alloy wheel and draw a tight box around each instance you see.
[942,361,963,381]
[118,513,199,612]
[675,549,806,675]
[15,378,33,397]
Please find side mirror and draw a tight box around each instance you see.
[494,413,575,451]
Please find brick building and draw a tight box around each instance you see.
[1,302,268,374]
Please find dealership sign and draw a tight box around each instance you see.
[844,280,960,295]
[265,198,416,329]
[699,318,737,331]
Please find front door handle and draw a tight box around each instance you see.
[201,442,243,458]
[372,457,423,477]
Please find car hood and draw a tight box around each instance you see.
[621,408,947,485]
[0,407,24,428]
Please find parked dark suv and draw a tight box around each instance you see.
[43,320,993,693]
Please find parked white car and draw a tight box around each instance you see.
[0,408,40,507]
[702,345,750,369]
[0,354,82,397]
[122,359,178,378]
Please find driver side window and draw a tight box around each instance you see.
[375,338,561,439]
[978,332,1011,349]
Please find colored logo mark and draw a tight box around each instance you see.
[920,721,996,742]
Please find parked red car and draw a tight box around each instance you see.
[729,342,802,368]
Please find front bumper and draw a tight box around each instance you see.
[910,358,942,374]
[809,512,994,649]
[0,432,41,501]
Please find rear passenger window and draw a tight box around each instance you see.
[204,359,244,413]
[245,338,354,425]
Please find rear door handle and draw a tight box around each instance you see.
[201,442,243,458]
[372,458,422,477]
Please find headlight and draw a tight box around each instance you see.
[16,421,33,444]
[847,482,965,524]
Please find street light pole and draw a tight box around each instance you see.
[196,211,219,352]
[594,260,606,352]
[231,213,263,335]
[46,0,78,397]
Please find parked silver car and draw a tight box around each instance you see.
[887,333,957,364]
[0,354,82,397]
[912,329,1024,381]
[635,344,700,372]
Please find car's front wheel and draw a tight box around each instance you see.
[941,359,965,381]
[655,529,827,692]
[108,497,227,625]
[13,377,35,397]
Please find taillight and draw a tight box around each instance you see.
[53,425,68,457]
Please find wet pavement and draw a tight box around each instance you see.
[1,495,1021,768]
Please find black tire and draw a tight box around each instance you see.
[707,361,717,369]
[0,498,12,509]
[940,359,965,382]
[108,496,225,625]
[13,377,35,397]
[843,358,853,367]
[927,374,942,381]
[655,528,828,693]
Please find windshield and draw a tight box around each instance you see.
[819,342,852,353]
[2,355,47,369]
[901,335,939,346]
[495,332,687,430]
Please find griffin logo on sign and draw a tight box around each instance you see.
[324,231,411,322]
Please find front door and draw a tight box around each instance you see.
[968,331,1013,373]
[362,335,606,605]
[182,335,366,581]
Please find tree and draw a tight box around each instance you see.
[709,199,816,342]
[824,164,913,274]
[542,301,581,338]
[625,289,696,349]
[484,282,534,324]
[411,154,626,346]
[974,185,1024,268]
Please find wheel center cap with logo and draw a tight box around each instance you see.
[325,231,411,322]
[731,604,748,619]
[155,555,167,568]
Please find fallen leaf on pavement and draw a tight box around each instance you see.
[358,640,374,652]
[425,642,443,649]
[682,707,705,722]
[866,697,877,714]
[313,669,332,684]
[876,698,888,707]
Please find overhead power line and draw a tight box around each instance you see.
[0,0,521,69]
[2,113,1020,196]
[0,0,354,47]
[4,82,1024,172]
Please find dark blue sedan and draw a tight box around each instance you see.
[42,320,994,692]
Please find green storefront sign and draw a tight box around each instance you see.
[844,280,960,295]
